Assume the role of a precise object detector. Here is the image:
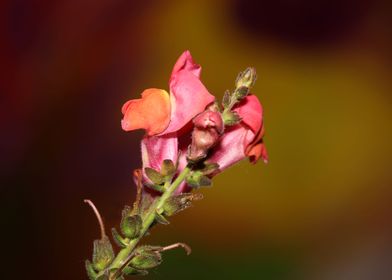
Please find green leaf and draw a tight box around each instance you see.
[145,167,165,185]
[120,215,142,239]
[161,159,176,178]
[85,260,98,280]
[111,228,128,248]
[92,237,114,271]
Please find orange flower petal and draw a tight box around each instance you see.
[121,88,170,136]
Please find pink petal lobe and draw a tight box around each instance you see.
[234,94,263,134]
[161,53,215,135]
[171,50,201,79]
[141,134,178,174]
[208,125,253,171]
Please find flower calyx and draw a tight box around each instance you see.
[144,159,177,192]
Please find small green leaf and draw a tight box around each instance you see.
[145,167,165,185]
[92,237,114,271]
[111,228,128,248]
[222,90,231,108]
[120,215,142,239]
[85,260,98,280]
[161,159,176,178]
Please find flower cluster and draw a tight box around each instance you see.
[85,51,267,280]
[122,51,267,193]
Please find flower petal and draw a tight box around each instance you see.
[141,134,178,180]
[208,125,253,171]
[245,122,268,163]
[170,50,201,79]
[234,94,268,164]
[234,94,263,134]
[121,88,170,136]
[160,52,215,135]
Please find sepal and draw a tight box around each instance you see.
[161,159,176,178]
[111,228,128,248]
[222,111,241,126]
[155,211,170,225]
[85,260,98,280]
[144,167,165,185]
[129,246,163,270]
[92,236,114,271]
[163,193,203,216]
[186,171,212,188]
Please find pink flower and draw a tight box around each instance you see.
[121,51,267,192]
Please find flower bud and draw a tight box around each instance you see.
[187,109,224,163]
[235,67,257,90]
[92,236,114,271]
[130,246,162,270]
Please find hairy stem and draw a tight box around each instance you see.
[108,166,192,279]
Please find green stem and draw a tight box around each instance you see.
[108,166,192,278]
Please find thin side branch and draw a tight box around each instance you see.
[160,242,192,255]
[84,199,106,239]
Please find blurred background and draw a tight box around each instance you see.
[1,0,391,279]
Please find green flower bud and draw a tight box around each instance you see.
[120,214,142,239]
[130,246,162,270]
[92,236,114,271]
[235,67,257,90]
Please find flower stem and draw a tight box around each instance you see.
[108,166,192,279]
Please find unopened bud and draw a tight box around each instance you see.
[187,109,224,163]
[235,67,257,91]
[92,236,114,271]
[130,246,162,270]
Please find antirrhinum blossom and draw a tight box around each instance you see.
[121,50,267,192]
[86,50,269,279]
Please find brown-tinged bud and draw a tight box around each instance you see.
[187,108,224,163]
